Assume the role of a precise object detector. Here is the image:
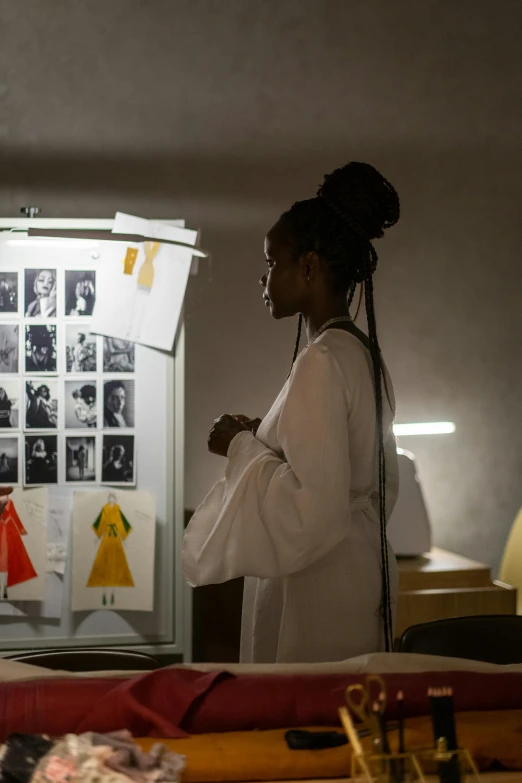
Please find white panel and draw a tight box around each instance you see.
[0,222,187,656]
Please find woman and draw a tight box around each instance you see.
[104,338,134,372]
[183,162,400,663]
[102,445,126,482]
[27,438,52,484]
[72,385,97,428]
[25,326,56,373]
[71,332,95,372]
[103,381,127,427]
[0,388,13,428]
[26,269,57,317]
[0,453,9,474]
[67,277,95,316]
[26,383,57,429]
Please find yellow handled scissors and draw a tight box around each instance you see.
[345,674,387,732]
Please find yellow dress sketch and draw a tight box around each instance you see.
[86,503,134,591]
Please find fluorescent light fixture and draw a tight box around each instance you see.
[393,422,456,436]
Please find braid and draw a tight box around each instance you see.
[364,258,394,652]
[280,161,400,652]
[288,313,303,377]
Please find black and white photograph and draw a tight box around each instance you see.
[0,380,20,429]
[25,324,58,373]
[103,337,135,373]
[25,380,58,429]
[65,270,96,316]
[65,436,96,483]
[101,434,135,484]
[0,323,19,373]
[65,323,97,372]
[0,272,18,314]
[64,380,97,429]
[103,379,135,428]
[0,437,19,485]
[24,269,57,318]
[24,434,58,485]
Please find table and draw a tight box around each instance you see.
[396,547,517,638]
[243,776,521,782]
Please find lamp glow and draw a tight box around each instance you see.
[393,422,456,436]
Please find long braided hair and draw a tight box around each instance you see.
[280,162,400,652]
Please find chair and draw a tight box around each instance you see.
[398,615,522,664]
[499,507,522,614]
[6,648,163,672]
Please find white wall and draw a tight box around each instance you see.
[1,0,521,572]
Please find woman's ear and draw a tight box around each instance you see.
[300,251,321,282]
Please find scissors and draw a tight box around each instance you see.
[345,674,387,733]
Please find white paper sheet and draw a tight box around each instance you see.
[71,489,156,612]
[90,213,199,352]
[0,491,71,618]
[0,488,47,602]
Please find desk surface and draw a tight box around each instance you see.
[395,547,517,637]
[259,776,521,783]
[398,547,493,591]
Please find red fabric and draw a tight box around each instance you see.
[0,499,38,587]
[1,669,522,741]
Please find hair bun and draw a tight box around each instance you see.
[317,162,400,241]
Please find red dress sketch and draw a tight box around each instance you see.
[0,499,38,588]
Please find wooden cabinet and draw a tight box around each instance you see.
[396,547,517,638]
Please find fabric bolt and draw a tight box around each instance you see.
[136,711,522,782]
[2,669,522,741]
[183,330,399,663]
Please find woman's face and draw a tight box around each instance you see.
[113,447,124,461]
[260,223,308,320]
[0,389,5,400]
[35,270,55,297]
[107,387,125,413]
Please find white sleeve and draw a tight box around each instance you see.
[182,343,353,586]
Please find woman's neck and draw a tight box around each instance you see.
[302,298,351,343]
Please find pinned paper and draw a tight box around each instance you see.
[123,247,139,275]
[91,213,198,352]
[137,241,160,290]
[46,542,67,575]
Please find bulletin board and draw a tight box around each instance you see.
[0,218,191,658]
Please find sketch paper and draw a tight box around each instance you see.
[0,492,72,618]
[90,213,198,352]
[72,489,155,612]
[0,487,47,602]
